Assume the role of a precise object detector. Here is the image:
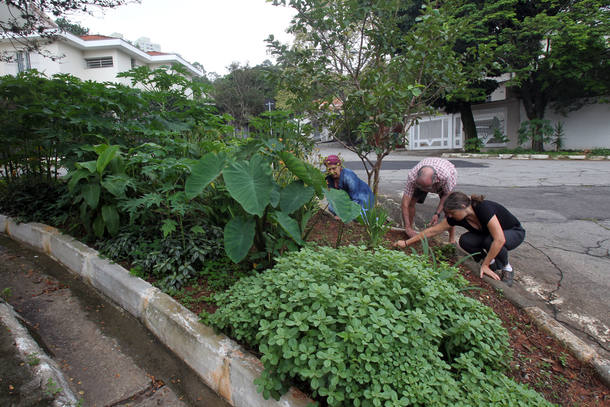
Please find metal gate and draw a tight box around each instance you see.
[407,114,463,150]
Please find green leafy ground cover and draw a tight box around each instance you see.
[208,246,554,407]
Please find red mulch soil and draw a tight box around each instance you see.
[176,211,609,406]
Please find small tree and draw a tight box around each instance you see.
[269,0,463,195]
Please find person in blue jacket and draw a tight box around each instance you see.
[324,155,375,215]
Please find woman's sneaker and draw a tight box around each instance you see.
[501,264,514,287]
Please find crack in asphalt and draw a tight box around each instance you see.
[523,241,609,352]
[545,241,610,259]
[587,238,610,258]
[524,241,564,315]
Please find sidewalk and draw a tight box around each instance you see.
[0,234,229,407]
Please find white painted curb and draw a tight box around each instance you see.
[0,216,312,407]
[441,152,610,161]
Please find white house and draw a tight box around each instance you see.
[0,31,203,85]
[407,76,610,151]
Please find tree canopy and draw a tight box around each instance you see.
[54,17,89,36]
[211,61,280,132]
[1,0,129,59]
[445,0,610,151]
[269,0,464,194]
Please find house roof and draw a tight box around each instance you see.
[79,35,118,41]
[0,29,203,77]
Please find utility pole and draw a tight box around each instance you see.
[265,100,274,136]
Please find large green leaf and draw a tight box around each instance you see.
[75,160,97,173]
[273,211,304,245]
[101,205,120,236]
[185,152,226,200]
[324,189,362,223]
[270,184,281,208]
[67,169,91,191]
[280,181,314,214]
[224,216,256,263]
[223,155,274,217]
[82,183,100,209]
[278,152,326,195]
[101,174,131,197]
[262,138,284,152]
[96,145,120,175]
[93,215,105,238]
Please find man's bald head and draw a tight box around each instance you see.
[416,166,436,189]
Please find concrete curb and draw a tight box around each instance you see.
[455,247,610,387]
[0,300,79,406]
[441,152,610,161]
[1,215,313,407]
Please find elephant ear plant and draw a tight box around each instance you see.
[185,138,358,264]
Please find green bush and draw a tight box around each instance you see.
[0,177,72,226]
[590,148,610,156]
[97,222,227,291]
[210,246,554,406]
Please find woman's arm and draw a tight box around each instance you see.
[395,219,452,247]
[480,215,506,280]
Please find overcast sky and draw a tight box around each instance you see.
[68,0,296,76]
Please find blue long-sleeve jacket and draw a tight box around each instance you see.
[326,167,375,213]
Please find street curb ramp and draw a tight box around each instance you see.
[0,214,312,407]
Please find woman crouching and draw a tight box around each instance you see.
[394,191,525,286]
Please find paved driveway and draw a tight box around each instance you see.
[316,144,610,358]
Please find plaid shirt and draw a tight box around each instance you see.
[404,158,457,197]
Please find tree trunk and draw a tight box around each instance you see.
[518,80,548,152]
[458,103,478,150]
[372,158,382,197]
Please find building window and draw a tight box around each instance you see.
[85,56,113,69]
[130,58,136,68]
[16,51,31,72]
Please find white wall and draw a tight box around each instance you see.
[55,42,85,77]
[519,101,610,150]
[0,42,62,76]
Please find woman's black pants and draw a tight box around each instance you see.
[458,225,525,269]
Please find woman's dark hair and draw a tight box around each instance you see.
[443,191,485,211]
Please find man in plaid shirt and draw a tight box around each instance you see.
[402,157,457,242]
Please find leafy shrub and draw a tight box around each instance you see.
[590,148,610,156]
[518,119,554,147]
[0,177,72,226]
[210,246,554,406]
[97,223,226,291]
[464,137,484,153]
[185,138,358,266]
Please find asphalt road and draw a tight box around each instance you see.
[318,144,610,359]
